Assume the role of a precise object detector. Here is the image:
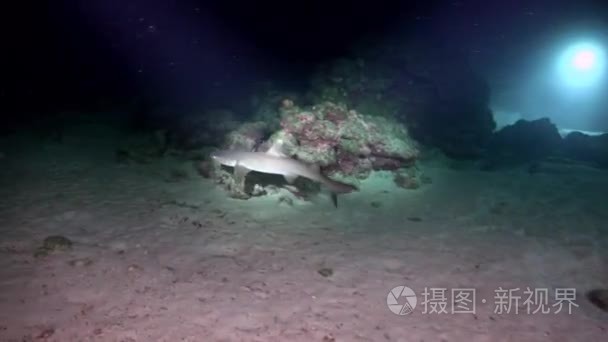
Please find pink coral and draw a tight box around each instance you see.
[277,102,418,176]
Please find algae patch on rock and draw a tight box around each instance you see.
[34,235,73,257]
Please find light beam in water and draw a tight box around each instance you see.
[556,41,605,89]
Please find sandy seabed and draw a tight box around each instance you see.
[0,127,606,342]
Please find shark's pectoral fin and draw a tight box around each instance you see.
[330,193,338,208]
[283,174,298,184]
[234,163,251,184]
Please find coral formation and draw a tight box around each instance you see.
[393,170,421,189]
[481,118,563,169]
[223,121,269,151]
[478,118,608,170]
[273,101,418,178]
[34,235,73,258]
[563,132,608,168]
[307,49,496,158]
[249,81,300,131]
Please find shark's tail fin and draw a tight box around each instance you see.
[323,177,358,194]
[322,177,358,208]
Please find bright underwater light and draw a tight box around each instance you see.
[556,41,606,88]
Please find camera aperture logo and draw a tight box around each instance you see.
[387,286,417,315]
[386,285,579,316]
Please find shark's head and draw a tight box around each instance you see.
[210,150,238,167]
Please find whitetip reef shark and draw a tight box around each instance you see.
[211,141,358,207]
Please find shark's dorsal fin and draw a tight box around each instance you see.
[266,139,287,157]
[234,162,251,180]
